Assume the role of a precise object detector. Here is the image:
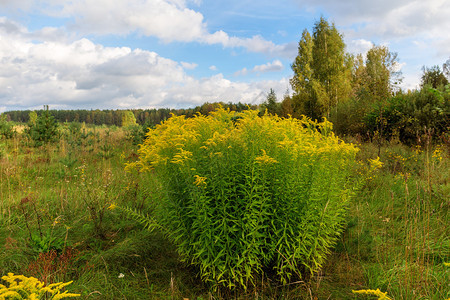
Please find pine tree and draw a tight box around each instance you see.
[262,88,279,115]
[28,106,59,146]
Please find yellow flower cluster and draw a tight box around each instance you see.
[0,273,80,299]
[193,175,207,187]
[432,144,444,162]
[386,149,419,171]
[368,157,384,170]
[352,288,393,300]
[108,203,117,210]
[129,106,358,191]
[255,149,278,164]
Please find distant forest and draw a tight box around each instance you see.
[4,102,256,127]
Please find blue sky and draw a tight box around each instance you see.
[0,0,449,112]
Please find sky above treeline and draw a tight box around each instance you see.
[0,0,449,112]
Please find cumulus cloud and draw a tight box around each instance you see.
[234,60,284,76]
[2,0,294,57]
[0,18,286,111]
[57,0,207,43]
[180,62,198,70]
[203,31,296,57]
[252,60,283,73]
[166,74,289,107]
[347,39,374,55]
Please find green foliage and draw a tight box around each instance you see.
[125,125,146,145]
[30,229,65,254]
[121,111,138,128]
[364,46,401,104]
[260,88,280,115]
[421,65,449,89]
[364,87,449,144]
[28,111,38,126]
[130,108,358,289]
[291,18,352,119]
[0,114,15,139]
[27,108,59,146]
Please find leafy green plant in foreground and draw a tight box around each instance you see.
[127,108,358,290]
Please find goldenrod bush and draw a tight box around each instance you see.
[131,108,358,289]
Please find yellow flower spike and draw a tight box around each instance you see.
[255,149,278,164]
[108,203,117,210]
[0,290,21,298]
[352,288,393,300]
[47,281,73,291]
[29,293,40,300]
[194,175,207,187]
[368,157,383,170]
[53,290,81,300]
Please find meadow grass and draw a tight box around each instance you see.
[0,123,448,299]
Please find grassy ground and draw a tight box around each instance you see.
[0,124,448,299]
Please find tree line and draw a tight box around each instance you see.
[4,102,256,128]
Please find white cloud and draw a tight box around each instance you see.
[0,18,286,110]
[60,0,207,43]
[209,65,218,71]
[234,60,284,76]
[3,0,294,57]
[252,60,283,73]
[203,32,296,57]
[181,62,198,70]
[347,39,374,55]
[234,68,248,77]
[167,74,289,106]
[0,0,34,10]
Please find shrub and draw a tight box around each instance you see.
[130,108,358,289]
[27,109,59,146]
[364,86,449,144]
[121,110,137,127]
[0,114,15,139]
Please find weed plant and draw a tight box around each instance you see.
[129,108,359,290]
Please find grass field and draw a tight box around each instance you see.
[0,123,448,299]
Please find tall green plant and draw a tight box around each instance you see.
[27,107,59,146]
[0,114,15,139]
[128,108,358,289]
